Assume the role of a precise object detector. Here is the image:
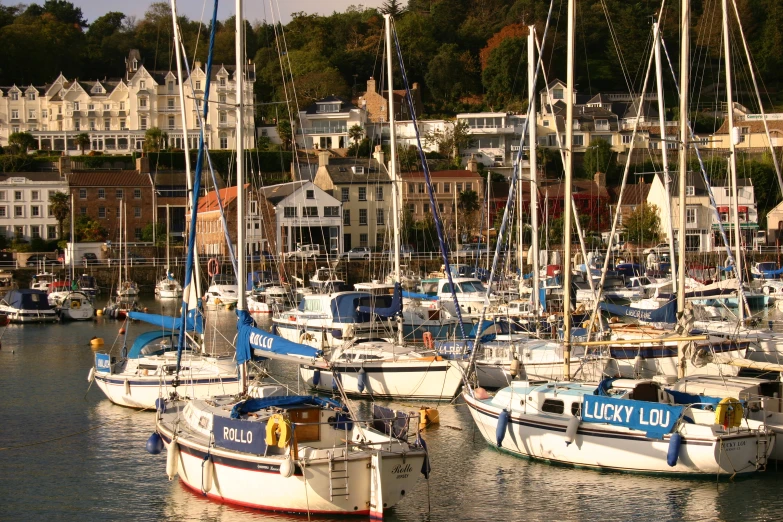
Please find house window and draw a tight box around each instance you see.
[284,207,297,218]
[303,206,318,217]
[140,117,147,130]
[10,91,17,101]
[0,191,4,201]
[219,112,227,123]
[685,186,695,196]
[139,97,147,108]
[168,81,174,92]
[134,207,141,218]
[28,92,35,101]
[104,119,110,130]
[31,225,40,239]
[14,191,22,201]
[376,232,385,246]
[195,81,201,90]
[120,102,125,110]
[31,190,39,201]
[465,183,472,191]
[98,207,106,218]
[42,110,48,118]
[438,203,445,213]
[306,190,314,199]
[139,80,145,90]
[0,206,5,218]
[685,207,696,225]
[443,182,450,193]
[167,98,175,110]
[135,228,142,240]
[28,110,36,120]
[456,183,462,192]
[220,77,226,86]
[359,233,368,247]
[168,116,175,130]
[31,206,40,217]
[220,133,228,149]
[219,94,226,104]
[88,103,95,111]
[116,189,124,199]
[79,189,87,199]
[103,103,110,111]
[98,188,105,199]
[134,188,142,199]
[622,134,632,144]
[120,119,127,130]
[343,209,350,225]
[552,88,564,100]
[324,206,339,217]
[116,208,120,218]
[47,225,56,239]
[341,187,349,202]
[359,187,367,201]
[408,204,415,214]
[14,206,23,217]
[359,209,368,226]
[573,134,584,146]
[376,209,385,225]
[74,119,81,131]
[432,183,438,193]
[376,186,384,201]
[11,125,19,133]
[80,207,87,215]
[408,183,415,193]
[89,119,96,130]
[47,205,53,217]
[10,109,18,120]
[418,183,425,194]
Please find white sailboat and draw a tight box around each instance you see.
[155,204,183,299]
[116,200,139,298]
[151,7,428,515]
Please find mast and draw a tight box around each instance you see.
[166,203,171,274]
[721,0,744,322]
[486,174,490,273]
[124,200,128,280]
[384,14,401,284]
[70,192,75,283]
[235,0,248,393]
[171,0,203,299]
[454,185,459,256]
[654,20,677,292]
[562,0,575,380]
[118,198,123,285]
[677,0,690,378]
[528,26,540,313]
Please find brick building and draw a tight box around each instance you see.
[357,77,422,123]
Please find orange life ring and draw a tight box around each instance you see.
[423,331,434,350]
[207,258,220,277]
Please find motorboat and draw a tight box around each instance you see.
[50,289,94,321]
[309,266,346,293]
[30,272,56,292]
[0,289,59,323]
[155,272,183,299]
[203,274,239,309]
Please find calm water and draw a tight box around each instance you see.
[2,296,783,521]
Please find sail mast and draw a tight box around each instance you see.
[562,0,575,380]
[721,0,744,322]
[235,0,248,393]
[654,20,677,292]
[677,0,690,379]
[528,26,540,314]
[384,14,401,283]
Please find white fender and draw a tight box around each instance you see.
[279,451,295,478]
[166,440,180,480]
[565,415,580,446]
[87,367,95,383]
[202,455,214,491]
[124,379,131,396]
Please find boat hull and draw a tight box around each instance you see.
[464,392,769,475]
[93,373,243,409]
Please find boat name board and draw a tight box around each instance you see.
[95,353,111,373]
[212,415,267,454]
[581,395,683,439]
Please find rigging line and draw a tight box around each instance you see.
[599,0,633,97]
[659,33,751,318]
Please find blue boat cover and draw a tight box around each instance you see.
[616,263,643,277]
[330,292,373,323]
[127,310,203,334]
[3,289,53,311]
[358,283,402,318]
[665,389,723,409]
[236,309,322,365]
[582,394,684,439]
[402,290,438,301]
[127,330,175,359]
[599,298,677,324]
[230,395,344,419]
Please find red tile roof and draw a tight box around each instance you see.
[401,170,483,179]
[197,184,249,213]
[68,171,151,187]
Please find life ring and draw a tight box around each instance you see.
[715,397,743,428]
[207,258,220,277]
[422,331,434,350]
[265,413,292,448]
[71,299,81,309]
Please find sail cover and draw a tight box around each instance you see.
[358,283,402,318]
[599,298,677,324]
[236,310,322,364]
[127,310,203,334]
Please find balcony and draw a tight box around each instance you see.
[465,125,514,135]
[297,126,348,135]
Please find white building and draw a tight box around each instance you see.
[256,181,343,255]
[456,112,518,167]
[0,49,255,154]
[0,172,68,242]
[295,96,366,151]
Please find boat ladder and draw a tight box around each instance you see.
[756,430,771,470]
[328,450,350,500]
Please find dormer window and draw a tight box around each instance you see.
[219,77,226,87]
[553,88,564,100]
[685,186,695,196]
[168,81,174,92]
[73,101,80,111]
[132,58,138,71]
[139,80,146,90]
[88,104,94,111]
[103,103,110,111]
[10,91,18,101]
[317,102,340,113]
[28,92,35,101]
[195,81,202,91]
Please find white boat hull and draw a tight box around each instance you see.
[93,373,244,409]
[464,392,771,475]
[299,360,465,400]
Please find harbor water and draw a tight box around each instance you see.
[3,297,783,521]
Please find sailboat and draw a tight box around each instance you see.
[463,1,773,475]
[48,193,95,321]
[296,14,466,400]
[116,200,139,298]
[151,6,428,515]
[155,204,183,298]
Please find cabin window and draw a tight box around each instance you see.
[571,402,582,417]
[541,399,564,414]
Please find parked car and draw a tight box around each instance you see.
[25,254,55,267]
[342,247,371,260]
[127,252,146,264]
[82,253,99,265]
[284,244,321,260]
[382,244,416,257]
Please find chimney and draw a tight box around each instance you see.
[594,171,606,189]
[318,151,330,167]
[58,156,71,176]
[136,156,150,175]
[194,61,202,70]
[366,77,376,93]
[412,82,419,91]
[467,154,478,173]
[372,145,385,169]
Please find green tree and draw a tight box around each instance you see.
[74,215,107,242]
[142,222,165,244]
[582,138,615,181]
[458,189,480,213]
[74,133,90,154]
[277,120,293,151]
[143,127,168,153]
[423,120,474,167]
[49,191,70,239]
[348,124,364,144]
[481,36,526,109]
[379,0,405,17]
[8,131,36,154]
[624,203,661,244]
[426,44,472,104]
